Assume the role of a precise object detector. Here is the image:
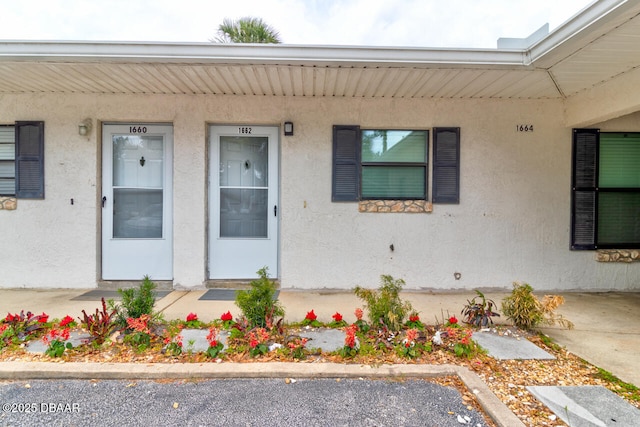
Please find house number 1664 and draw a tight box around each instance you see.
[516,125,534,132]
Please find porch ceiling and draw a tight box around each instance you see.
[0,0,638,101]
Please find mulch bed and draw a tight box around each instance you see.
[1,326,638,427]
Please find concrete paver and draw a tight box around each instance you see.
[527,385,640,427]
[472,331,555,360]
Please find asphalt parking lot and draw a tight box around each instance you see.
[0,378,488,426]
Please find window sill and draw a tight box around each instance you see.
[0,197,16,210]
[359,200,432,213]
[596,249,640,263]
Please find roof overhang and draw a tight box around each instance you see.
[0,0,638,126]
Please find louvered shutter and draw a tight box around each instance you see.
[332,125,360,202]
[432,127,460,203]
[571,128,598,249]
[15,121,44,199]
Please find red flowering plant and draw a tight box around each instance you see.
[59,315,77,329]
[42,327,73,358]
[219,311,235,329]
[446,315,460,328]
[124,314,154,351]
[163,332,183,356]
[353,308,369,332]
[404,312,425,330]
[2,310,48,345]
[184,312,202,329]
[328,312,347,328]
[301,309,322,328]
[247,327,271,357]
[446,326,477,358]
[205,327,224,358]
[397,328,427,358]
[0,323,12,350]
[339,324,360,358]
[285,336,309,360]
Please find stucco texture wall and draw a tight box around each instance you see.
[0,93,638,291]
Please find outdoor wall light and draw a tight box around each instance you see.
[284,121,294,136]
[78,118,92,136]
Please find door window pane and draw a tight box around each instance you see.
[112,134,164,239]
[113,188,163,238]
[219,137,268,187]
[220,188,267,238]
[219,136,269,238]
[113,136,163,188]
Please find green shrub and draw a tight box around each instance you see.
[110,275,159,329]
[501,282,544,330]
[502,282,574,330]
[235,267,284,328]
[501,282,542,329]
[354,275,413,332]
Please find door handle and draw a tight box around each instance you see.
[102,196,107,208]
[274,205,277,217]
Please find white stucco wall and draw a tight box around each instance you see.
[0,93,638,291]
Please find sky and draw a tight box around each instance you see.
[0,0,595,48]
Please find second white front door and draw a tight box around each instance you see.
[208,125,279,279]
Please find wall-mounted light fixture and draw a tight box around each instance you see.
[284,121,294,136]
[78,118,92,136]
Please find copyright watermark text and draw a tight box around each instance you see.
[2,402,80,413]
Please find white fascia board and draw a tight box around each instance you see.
[528,0,636,68]
[0,40,527,69]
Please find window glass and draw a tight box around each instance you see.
[362,130,426,163]
[0,126,15,196]
[361,130,427,199]
[598,192,640,244]
[599,133,640,188]
[362,166,425,198]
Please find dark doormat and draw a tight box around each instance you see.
[199,289,279,301]
[71,290,172,301]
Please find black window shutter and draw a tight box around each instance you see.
[332,125,360,202]
[432,127,460,203]
[571,128,599,250]
[15,121,44,199]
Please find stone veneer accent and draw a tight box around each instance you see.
[358,200,433,213]
[596,249,640,263]
[0,197,17,210]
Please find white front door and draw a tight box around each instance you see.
[102,124,173,280]
[208,125,279,279]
